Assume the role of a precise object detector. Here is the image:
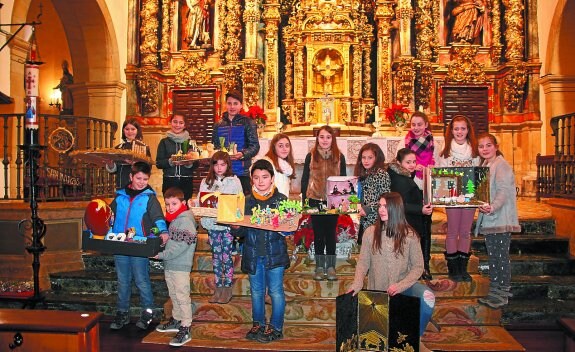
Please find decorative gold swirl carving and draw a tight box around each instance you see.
[504,60,527,112]
[136,69,158,114]
[395,57,415,106]
[160,0,171,67]
[503,0,525,61]
[139,0,159,67]
[295,50,304,97]
[492,0,502,45]
[174,52,211,87]
[285,51,294,99]
[223,64,242,92]
[242,61,264,108]
[445,44,486,83]
[266,41,276,109]
[223,0,242,63]
[218,0,228,55]
[416,61,433,109]
[415,0,436,61]
[263,4,280,110]
[353,49,362,96]
[363,47,371,98]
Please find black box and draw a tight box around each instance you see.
[81,231,163,257]
[336,290,420,352]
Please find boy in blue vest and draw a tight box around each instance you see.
[109,162,169,330]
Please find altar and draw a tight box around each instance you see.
[255,135,445,194]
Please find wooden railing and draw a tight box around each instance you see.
[0,113,118,201]
[537,112,575,200]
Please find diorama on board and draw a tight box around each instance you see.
[424,167,490,207]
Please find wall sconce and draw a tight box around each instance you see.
[49,88,61,111]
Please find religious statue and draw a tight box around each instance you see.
[314,51,343,95]
[55,60,74,115]
[450,0,485,44]
[185,0,210,48]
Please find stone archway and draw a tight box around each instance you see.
[11,0,125,121]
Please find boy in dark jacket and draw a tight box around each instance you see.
[109,162,169,331]
[239,159,289,343]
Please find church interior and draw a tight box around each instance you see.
[0,0,575,350]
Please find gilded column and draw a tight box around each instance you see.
[353,47,362,97]
[225,0,242,63]
[263,2,281,112]
[375,2,394,109]
[415,0,436,109]
[139,0,159,67]
[218,0,228,57]
[127,0,139,66]
[524,0,541,118]
[363,46,372,98]
[396,0,413,57]
[491,0,503,65]
[285,50,294,100]
[503,0,525,61]
[160,0,171,68]
[243,0,260,59]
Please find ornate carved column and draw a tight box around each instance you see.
[415,0,437,110]
[396,57,416,106]
[397,0,413,57]
[294,48,305,123]
[285,50,294,100]
[159,0,171,68]
[353,47,362,97]
[139,0,159,67]
[490,0,503,65]
[244,0,260,59]
[503,0,527,112]
[223,0,242,63]
[217,0,228,57]
[127,0,139,66]
[375,1,394,109]
[362,46,372,98]
[524,0,541,118]
[242,60,264,108]
[263,1,281,113]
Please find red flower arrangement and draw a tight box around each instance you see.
[244,105,267,126]
[384,104,410,127]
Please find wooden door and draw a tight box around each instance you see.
[441,86,489,134]
[172,88,217,192]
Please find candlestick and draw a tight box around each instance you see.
[374,105,379,121]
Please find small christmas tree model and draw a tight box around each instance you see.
[466,179,476,195]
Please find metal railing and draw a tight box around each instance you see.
[0,113,118,201]
[537,112,575,200]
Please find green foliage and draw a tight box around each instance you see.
[348,195,360,203]
[278,199,302,213]
[466,179,475,194]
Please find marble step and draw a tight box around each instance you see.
[142,322,524,351]
[471,234,569,255]
[477,254,575,276]
[509,274,575,300]
[49,270,490,298]
[502,298,575,325]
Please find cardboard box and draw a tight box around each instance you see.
[336,290,420,352]
[424,167,490,207]
[326,176,360,211]
[81,231,163,257]
[216,193,245,223]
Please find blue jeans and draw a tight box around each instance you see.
[114,255,154,312]
[402,282,435,336]
[248,256,286,331]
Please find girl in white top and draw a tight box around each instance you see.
[261,133,295,198]
[436,115,480,283]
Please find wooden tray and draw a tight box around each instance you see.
[218,215,301,232]
[70,149,153,166]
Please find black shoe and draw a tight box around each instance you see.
[155,317,181,333]
[457,251,473,282]
[246,323,264,340]
[257,325,283,343]
[169,325,191,347]
[110,311,130,330]
[420,269,433,281]
[135,308,154,330]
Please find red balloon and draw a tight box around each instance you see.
[84,199,112,237]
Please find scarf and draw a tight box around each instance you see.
[405,129,434,179]
[317,146,332,160]
[450,140,473,160]
[165,202,188,224]
[253,185,276,200]
[167,130,191,144]
[278,158,293,176]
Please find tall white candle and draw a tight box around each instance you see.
[374,105,379,121]
[277,107,281,119]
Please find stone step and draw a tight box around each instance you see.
[142,322,524,351]
[477,254,575,276]
[49,270,490,298]
[471,235,569,255]
[502,298,575,325]
[509,275,575,300]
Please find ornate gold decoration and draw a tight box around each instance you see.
[503,0,525,61]
[136,69,158,114]
[241,60,264,108]
[363,47,372,98]
[376,2,394,110]
[244,0,260,59]
[224,0,243,63]
[263,3,281,110]
[48,127,75,153]
[395,57,415,106]
[415,0,437,61]
[174,52,211,87]
[491,0,502,64]
[445,44,486,83]
[416,61,433,110]
[223,64,242,92]
[504,61,527,112]
[139,0,159,67]
[160,0,171,67]
[396,0,413,56]
[285,51,294,99]
[217,0,228,55]
[353,49,362,96]
[295,50,304,97]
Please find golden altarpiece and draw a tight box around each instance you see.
[126,0,540,139]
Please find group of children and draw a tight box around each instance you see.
[105,97,520,347]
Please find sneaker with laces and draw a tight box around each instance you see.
[256,325,283,343]
[245,323,264,340]
[110,311,130,330]
[155,317,181,333]
[135,308,154,330]
[169,325,191,347]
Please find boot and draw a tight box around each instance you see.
[420,232,432,280]
[457,251,472,282]
[209,287,223,303]
[444,252,461,282]
[326,255,337,281]
[218,286,233,304]
[314,255,326,280]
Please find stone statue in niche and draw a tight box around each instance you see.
[184,0,211,48]
[449,0,485,44]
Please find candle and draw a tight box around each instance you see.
[277,107,281,119]
[374,105,379,121]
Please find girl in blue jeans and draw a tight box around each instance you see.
[348,192,435,351]
[237,159,290,343]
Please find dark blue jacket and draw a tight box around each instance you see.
[239,189,290,275]
[212,112,260,176]
[110,186,168,237]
